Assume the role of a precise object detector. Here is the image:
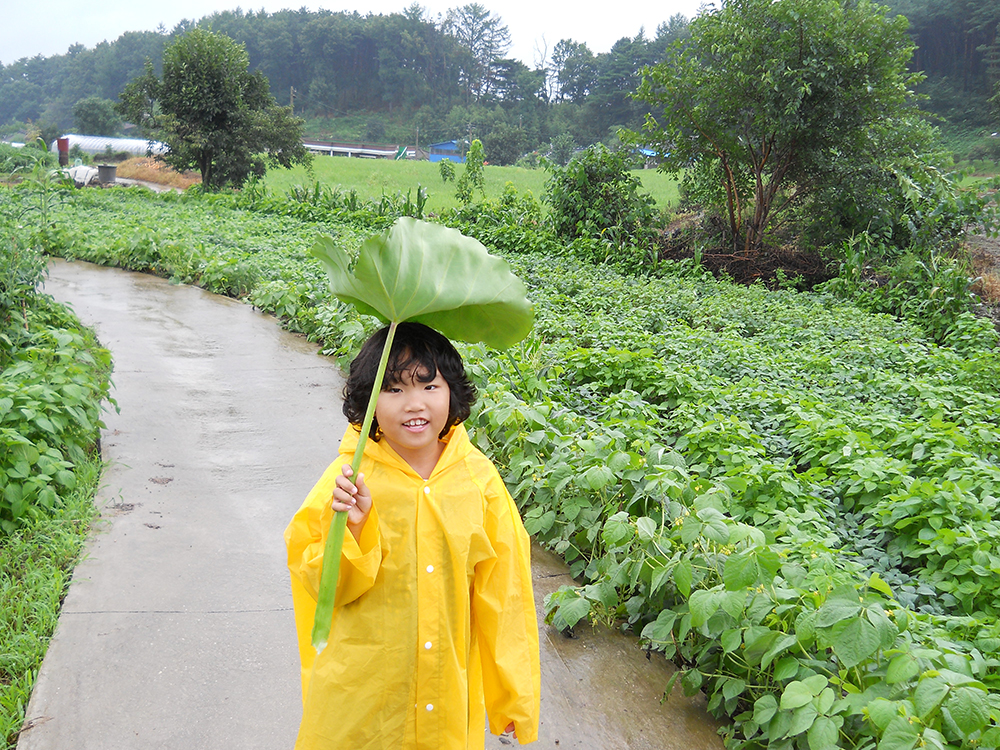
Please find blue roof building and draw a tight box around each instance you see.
[428,140,464,163]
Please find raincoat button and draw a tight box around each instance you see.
[426,703,434,711]
[423,486,430,495]
[425,641,432,649]
[426,565,434,573]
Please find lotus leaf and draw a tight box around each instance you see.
[310,217,533,349]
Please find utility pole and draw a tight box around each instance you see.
[290,86,295,115]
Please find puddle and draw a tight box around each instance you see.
[486,544,724,749]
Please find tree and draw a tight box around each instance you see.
[549,132,577,166]
[653,14,691,52]
[889,0,999,96]
[551,40,596,103]
[116,28,310,190]
[72,96,121,136]
[590,34,656,138]
[632,0,927,254]
[445,4,511,102]
[482,121,527,165]
[0,80,44,124]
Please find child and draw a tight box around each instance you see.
[285,322,540,749]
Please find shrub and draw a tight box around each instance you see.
[445,183,560,256]
[0,238,46,354]
[544,145,659,267]
[549,133,576,167]
[0,297,111,532]
[456,139,486,205]
[439,159,456,183]
[0,141,55,177]
[821,232,998,350]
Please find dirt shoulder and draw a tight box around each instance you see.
[966,233,1000,329]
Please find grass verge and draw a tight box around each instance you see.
[0,455,102,749]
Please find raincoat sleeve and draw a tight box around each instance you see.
[472,465,541,744]
[285,459,384,608]
[285,458,383,702]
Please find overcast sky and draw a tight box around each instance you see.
[2,0,708,69]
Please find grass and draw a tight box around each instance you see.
[0,456,102,750]
[263,155,681,215]
[956,166,1000,187]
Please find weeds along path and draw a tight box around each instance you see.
[25,259,723,750]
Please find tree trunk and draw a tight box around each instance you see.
[200,150,213,191]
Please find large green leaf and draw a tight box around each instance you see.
[807,716,841,750]
[878,716,919,750]
[724,550,758,590]
[947,686,989,736]
[831,616,881,668]
[753,694,778,725]
[310,217,533,349]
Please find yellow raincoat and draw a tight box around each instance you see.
[285,423,540,749]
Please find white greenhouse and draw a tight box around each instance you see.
[49,134,169,157]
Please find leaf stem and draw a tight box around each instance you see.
[504,349,526,399]
[311,321,398,653]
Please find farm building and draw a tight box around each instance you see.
[303,140,414,159]
[428,140,464,163]
[48,134,169,157]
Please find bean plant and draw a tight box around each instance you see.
[25,184,1000,749]
[0,238,111,532]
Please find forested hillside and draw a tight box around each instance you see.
[0,5,689,163]
[887,0,999,121]
[0,1,997,161]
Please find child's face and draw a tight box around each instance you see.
[375,366,451,467]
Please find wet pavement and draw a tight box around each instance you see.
[491,546,723,750]
[21,259,723,750]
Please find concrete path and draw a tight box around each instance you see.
[21,259,722,750]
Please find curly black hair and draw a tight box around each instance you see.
[343,322,476,441]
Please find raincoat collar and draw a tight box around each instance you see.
[339,422,472,480]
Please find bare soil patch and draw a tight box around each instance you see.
[114,157,200,191]
[655,215,835,290]
[966,233,1000,328]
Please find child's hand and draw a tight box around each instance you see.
[332,464,372,541]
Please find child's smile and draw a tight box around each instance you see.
[375,367,451,476]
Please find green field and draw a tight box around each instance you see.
[263,155,681,215]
